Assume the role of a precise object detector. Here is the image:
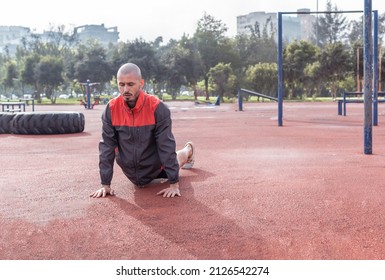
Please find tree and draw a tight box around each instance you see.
[193,13,229,100]
[158,40,190,99]
[109,38,160,87]
[34,56,64,103]
[245,63,278,98]
[283,40,318,98]
[380,13,385,45]
[73,40,112,85]
[179,35,204,100]
[316,43,352,99]
[348,17,363,46]
[20,54,41,101]
[312,0,348,47]
[380,48,385,91]
[208,63,235,101]
[2,61,18,97]
[234,17,277,89]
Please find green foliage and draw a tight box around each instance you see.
[208,63,236,101]
[34,56,64,103]
[3,61,18,88]
[158,41,190,99]
[283,40,318,98]
[73,40,112,84]
[245,63,278,97]
[110,38,160,83]
[193,13,232,100]
[312,0,348,47]
[316,42,352,98]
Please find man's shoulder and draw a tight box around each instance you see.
[144,92,164,111]
[144,92,161,104]
[109,95,123,108]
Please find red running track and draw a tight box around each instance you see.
[1,101,385,259]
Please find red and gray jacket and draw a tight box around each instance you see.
[99,91,179,186]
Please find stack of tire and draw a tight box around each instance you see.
[0,112,85,134]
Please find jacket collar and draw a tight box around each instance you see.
[120,90,146,114]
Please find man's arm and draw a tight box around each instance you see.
[90,104,117,198]
[154,103,180,197]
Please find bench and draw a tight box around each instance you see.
[0,102,26,113]
[19,98,35,112]
[337,91,385,116]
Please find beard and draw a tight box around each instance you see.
[122,90,139,108]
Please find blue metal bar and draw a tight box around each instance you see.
[281,10,363,15]
[240,88,278,102]
[277,12,283,127]
[363,0,373,155]
[86,79,91,110]
[373,10,379,126]
[238,89,243,111]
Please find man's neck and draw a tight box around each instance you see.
[126,100,136,109]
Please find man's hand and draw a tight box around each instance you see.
[157,183,181,198]
[90,185,115,198]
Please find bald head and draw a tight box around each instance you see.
[116,63,144,107]
[117,63,142,79]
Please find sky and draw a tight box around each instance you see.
[1,0,384,42]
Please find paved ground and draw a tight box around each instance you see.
[1,100,384,260]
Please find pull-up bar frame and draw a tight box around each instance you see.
[277,3,378,154]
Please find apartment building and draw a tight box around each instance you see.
[237,9,316,42]
[0,24,119,56]
[74,24,119,47]
[0,26,31,55]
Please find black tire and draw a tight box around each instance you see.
[0,113,15,134]
[12,112,85,134]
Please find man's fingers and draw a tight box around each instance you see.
[89,191,98,198]
[157,189,165,196]
[163,190,172,198]
[157,188,181,197]
[90,188,114,198]
[164,190,180,198]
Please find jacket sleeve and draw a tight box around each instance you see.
[99,104,117,185]
[154,102,179,184]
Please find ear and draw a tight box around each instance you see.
[140,79,145,88]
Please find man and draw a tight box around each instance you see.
[90,63,194,198]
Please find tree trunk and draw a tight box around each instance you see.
[204,75,210,101]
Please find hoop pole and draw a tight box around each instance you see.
[277,12,283,127]
[363,0,373,154]
[373,10,379,126]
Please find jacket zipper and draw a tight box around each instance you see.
[131,109,140,184]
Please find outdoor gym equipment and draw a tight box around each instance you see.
[79,80,100,109]
[277,1,377,154]
[237,88,277,111]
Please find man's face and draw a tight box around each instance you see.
[117,72,144,105]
